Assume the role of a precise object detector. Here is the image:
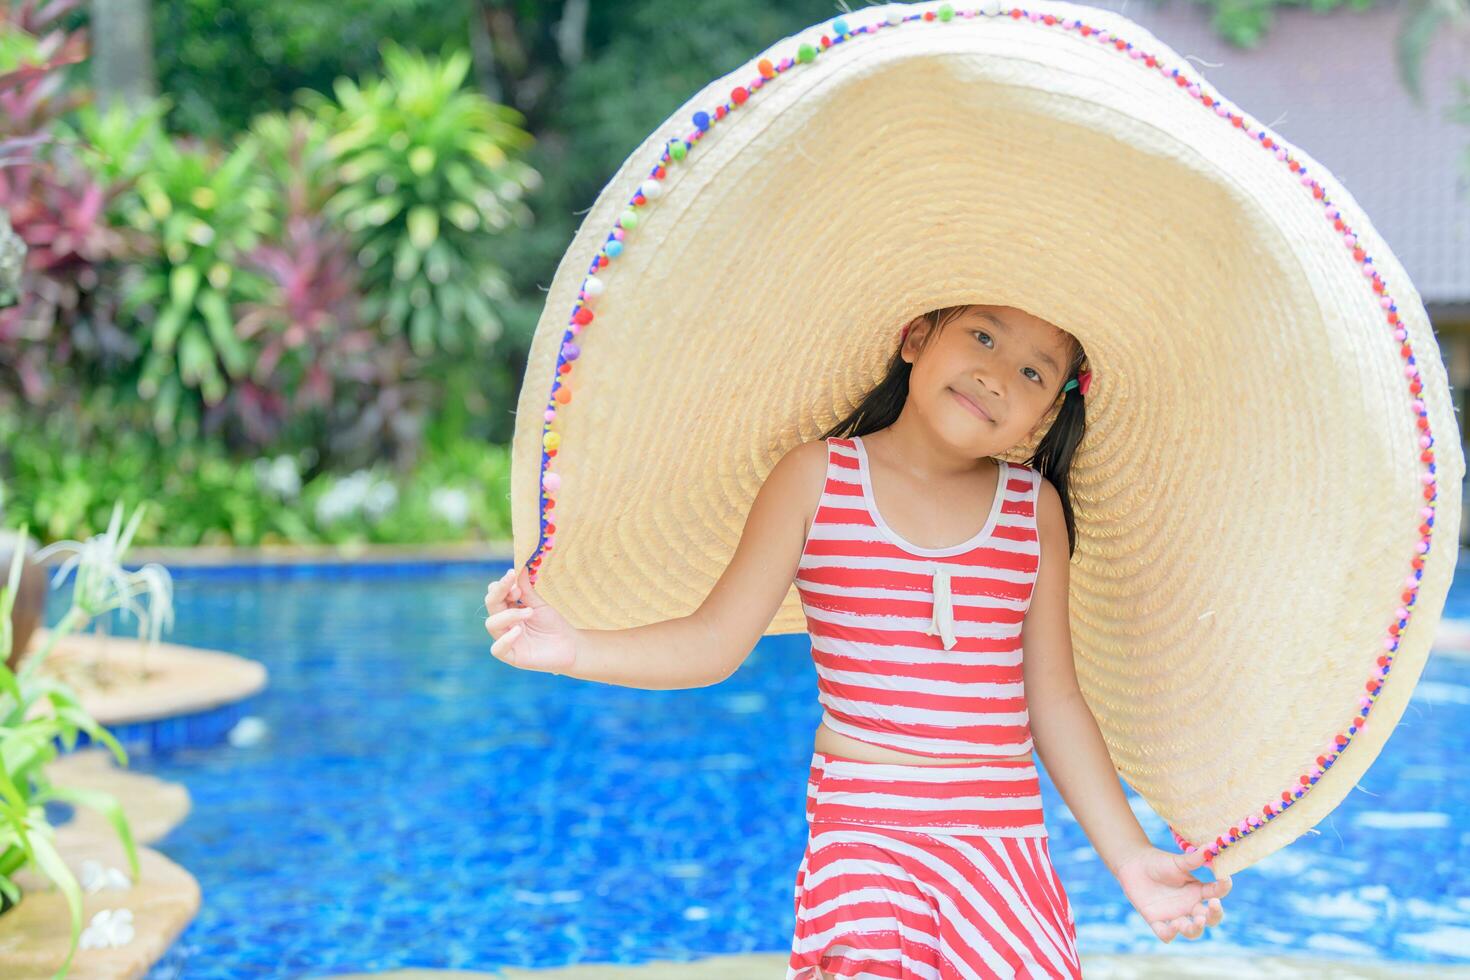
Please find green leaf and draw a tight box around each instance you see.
[151,301,189,354]
[198,290,249,376]
[393,235,423,282]
[178,325,213,386]
[41,784,141,880]
[406,206,439,251]
[408,145,436,176]
[23,827,83,979]
[168,263,201,310]
[410,303,435,358]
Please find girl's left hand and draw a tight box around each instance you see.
[1112,844,1231,943]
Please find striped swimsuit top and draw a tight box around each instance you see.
[794,435,1043,759]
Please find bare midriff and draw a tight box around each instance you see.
[814,719,1034,766]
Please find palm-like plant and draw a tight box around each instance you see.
[116,135,274,437]
[302,41,541,359]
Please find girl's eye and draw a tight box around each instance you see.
[973,330,1044,384]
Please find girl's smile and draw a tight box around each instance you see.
[948,386,994,422]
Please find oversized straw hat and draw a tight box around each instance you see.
[509,0,1465,877]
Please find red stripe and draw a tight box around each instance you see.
[820,675,1027,715]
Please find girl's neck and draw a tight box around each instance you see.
[866,412,992,482]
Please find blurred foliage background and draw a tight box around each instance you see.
[0,0,1464,547]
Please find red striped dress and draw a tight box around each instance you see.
[786,435,1082,980]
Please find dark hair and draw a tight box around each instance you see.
[820,305,1089,558]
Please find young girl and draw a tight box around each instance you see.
[484,304,1232,979]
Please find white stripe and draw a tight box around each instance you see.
[817,663,1025,699]
[800,602,1026,641]
[816,756,1038,782]
[810,634,1024,668]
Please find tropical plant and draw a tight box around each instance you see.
[300,41,540,359]
[0,501,172,979]
[0,1,145,410]
[113,133,274,440]
[230,108,434,467]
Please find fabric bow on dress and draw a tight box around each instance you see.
[924,562,958,650]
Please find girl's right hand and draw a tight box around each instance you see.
[484,565,578,675]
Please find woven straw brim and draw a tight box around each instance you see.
[511,0,1465,877]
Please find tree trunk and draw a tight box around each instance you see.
[89,0,156,113]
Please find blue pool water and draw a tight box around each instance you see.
[40,557,1470,975]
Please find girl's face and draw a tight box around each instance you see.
[901,305,1077,454]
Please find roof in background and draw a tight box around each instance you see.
[1066,0,1470,309]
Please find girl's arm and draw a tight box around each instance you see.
[1022,478,1153,875]
[1022,477,1232,943]
[563,440,826,691]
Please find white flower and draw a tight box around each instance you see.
[362,480,398,520]
[315,470,398,525]
[252,455,301,498]
[227,716,268,748]
[80,859,134,894]
[78,907,134,949]
[314,471,372,525]
[429,487,470,527]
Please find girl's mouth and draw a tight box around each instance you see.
[949,387,993,422]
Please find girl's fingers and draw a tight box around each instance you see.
[485,606,533,638]
[491,623,524,664]
[485,568,516,613]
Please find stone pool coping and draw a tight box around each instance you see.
[25,628,267,727]
[0,748,199,980]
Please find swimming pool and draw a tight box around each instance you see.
[41,556,1468,975]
